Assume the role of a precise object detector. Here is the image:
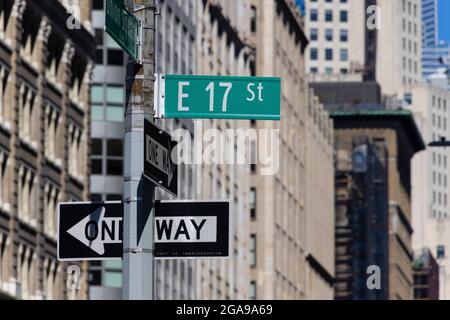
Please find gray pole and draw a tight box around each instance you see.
[123,0,156,300]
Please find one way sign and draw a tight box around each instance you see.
[57,201,229,261]
[144,119,178,196]
[57,202,123,261]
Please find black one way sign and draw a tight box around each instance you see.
[57,201,229,261]
[144,119,178,196]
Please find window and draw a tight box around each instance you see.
[325,48,333,61]
[0,233,8,289]
[18,165,37,226]
[94,29,103,64]
[106,86,124,122]
[325,10,333,22]
[44,182,59,237]
[310,9,318,21]
[250,234,257,268]
[340,49,348,61]
[92,0,103,10]
[44,103,61,164]
[340,10,348,22]
[68,123,84,180]
[91,139,103,175]
[18,83,37,148]
[250,187,257,219]
[0,0,14,40]
[310,67,318,74]
[251,6,257,33]
[325,67,333,74]
[325,29,333,41]
[0,148,9,212]
[437,245,445,259]
[249,281,256,300]
[310,28,318,41]
[105,139,123,176]
[340,29,348,42]
[107,35,124,66]
[310,48,318,60]
[18,244,35,299]
[0,64,11,129]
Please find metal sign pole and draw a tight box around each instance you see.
[122,0,156,300]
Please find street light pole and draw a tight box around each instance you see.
[122,0,157,300]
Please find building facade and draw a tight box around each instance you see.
[304,0,422,99]
[422,0,438,47]
[0,0,94,299]
[413,248,439,300]
[248,0,334,299]
[410,79,450,299]
[334,135,389,300]
[331,110,425,300]
[88,0,198,300]
[195,0,253,300]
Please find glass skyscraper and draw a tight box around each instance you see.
[422,0,450,78]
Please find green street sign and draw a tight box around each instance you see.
[155,74,281,120]
[105,0,140,61]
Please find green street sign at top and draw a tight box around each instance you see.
[105,0,140,61]
[154,74,281,121]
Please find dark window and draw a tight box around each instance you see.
[92,0,103,10]
[91,159,102,175]
[107,139,123,157]
[106,194,122,201]
[91,193,102,202]
[107,159,122,176]
[92,139,102,156]
[107,50,124,66]
[340,10,348,22]
[88,270,102,285]
[325,10,333,22]
[310,9,318,21]
[251,6,257,33]
[325,48,333,61]
[437,245,445,259]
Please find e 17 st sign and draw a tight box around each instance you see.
[154,74,281,120]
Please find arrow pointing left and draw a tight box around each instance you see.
[66,206,123,255]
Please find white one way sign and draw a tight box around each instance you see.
[57,201,229,260]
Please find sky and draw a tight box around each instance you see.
[438,0,450,43]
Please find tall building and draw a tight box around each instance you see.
[0,0,94,299]
[422,0,438,47]
[413,248,439,300]
[195,0,253,300]
[334,135,389,300]
[330,109,425,300]
[410,74,450,299]
[421,0,450,79]
[423,43,450,79]
[87,0,198,300]
[304,0,423,99]
[248,0,334,299]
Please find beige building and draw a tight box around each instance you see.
[304,0,422,99]
[410,78,450,299]
[248,0,334,299]
[0,0,94,299]
[195,0,253,300]
[332,110,425,300]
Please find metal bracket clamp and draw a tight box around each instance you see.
[124,196,144,203]
[123,248,155,254]
[134,4,160,15]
